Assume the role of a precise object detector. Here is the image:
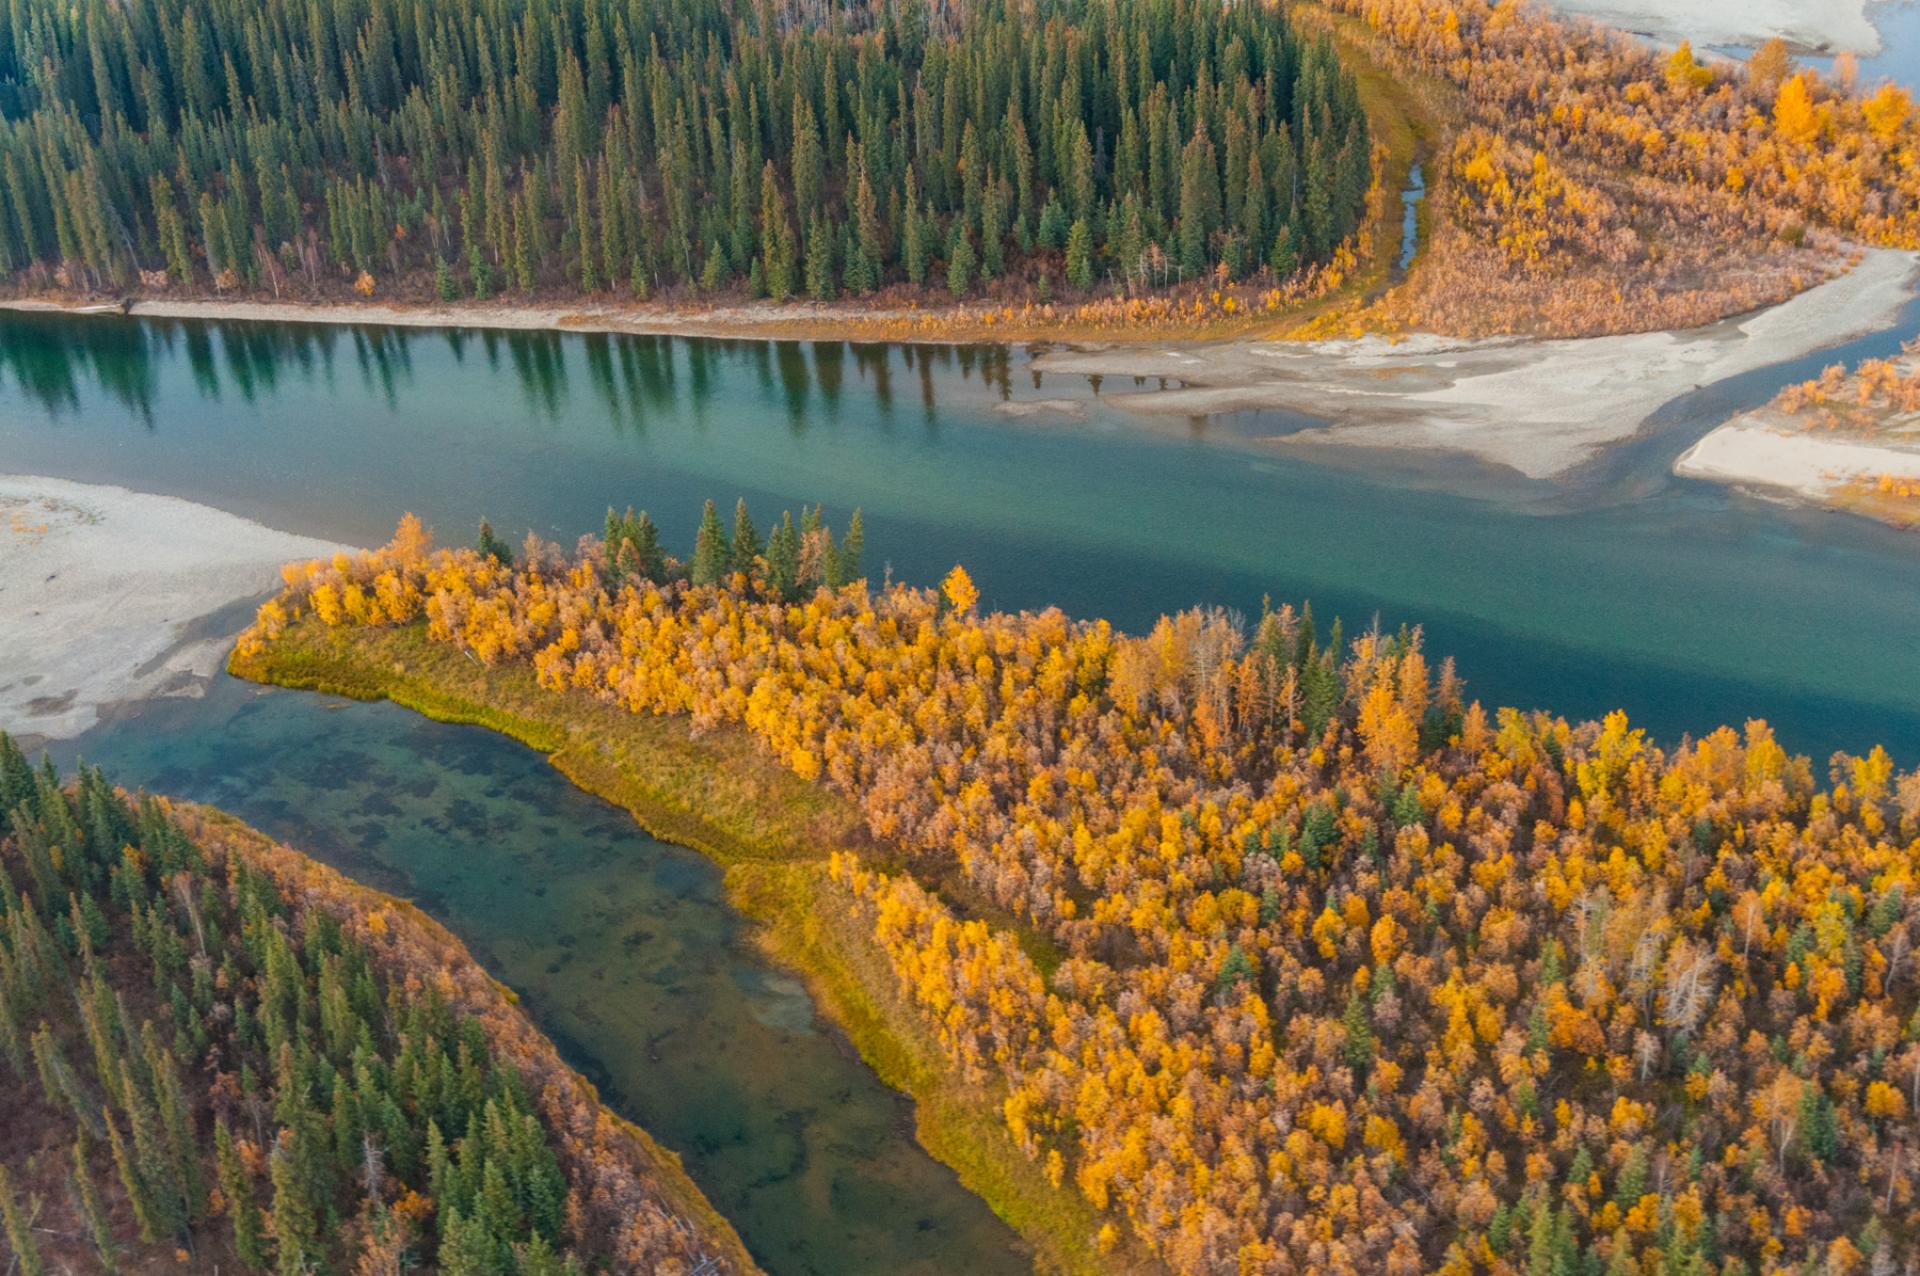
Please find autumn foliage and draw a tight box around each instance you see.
[244,511,1920,1274]
[1330,0,1919,336]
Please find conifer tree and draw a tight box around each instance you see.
[837,510,865,584]
[1065,218,1095,290]
[946,228,975,298]
[217,1121,267,1271]
[690,501,730,586]
[730,501,762,575]
[71,1132,118,1272]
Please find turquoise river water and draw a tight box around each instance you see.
[5,155,1920,1275]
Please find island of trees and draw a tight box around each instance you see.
[234,505,1920,1275]
[0,736,754,1275]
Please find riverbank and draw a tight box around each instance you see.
[167,797,763,1275]
[0,287,1305,348]
[1540,0,1882,54]
[0,474,346,744]
[1675,415,1920,527]
[1026,247,1920,479]
[229,619,1148,1276]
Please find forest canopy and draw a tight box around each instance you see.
[0,0,1371,304]
[0,736,751,1276]
[240,506,1920,1275]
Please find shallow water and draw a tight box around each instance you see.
[49,676,1031,1276]
[1397,161,1425,274]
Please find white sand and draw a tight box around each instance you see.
[0,476,347,742]
[1536,0,1882,54]
[1675,419,1920,499]
[1031,249,1920,479]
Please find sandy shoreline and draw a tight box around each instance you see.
[1027,249,1920,480]
[0,476,348,744]
[1538,0,1883,54]
[1675,408,1920,518]
[0,293,1018,346]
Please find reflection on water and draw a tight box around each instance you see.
[5,308,1920,762]
[0,312,1032,434]
[50,676,1031,1276]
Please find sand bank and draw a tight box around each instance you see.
[0,476,347,743]
[0,294,933,342]
[1538,0,1882,54]
[1674,408,1920,521]
[1028,249,1919,480]
[1676,421,1920,498]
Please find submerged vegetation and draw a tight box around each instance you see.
[236,506,1920,1275]
[0,735,754,1275]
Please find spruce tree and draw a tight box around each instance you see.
[730,500,762,574]
[217,1122,267,1270]
[71,1133,118,1273]
[690,501,730,586]
[766,513,800,601]
[946,228,975,298]
[1065,218,1095,290]
[837,510,865,584]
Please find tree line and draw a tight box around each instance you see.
[0,0,1373,305]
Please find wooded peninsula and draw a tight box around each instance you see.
[227,506,1920,1275]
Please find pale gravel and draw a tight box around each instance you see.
[1027,249,1920,480]
[1675,419,1920,499]
[1536,0,1882,54]
[0,476,348,742]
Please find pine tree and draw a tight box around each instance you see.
[71,1132,118,1273]
[832,509,864,586]
[766,512,800,601]
[946,227,975,298]
[217,1122,267,1270]
[1065,218,1094,290]
[759,163,795,303]
[1178,123,1221,278]
[476,520,514,566]
[805,210,836,301]
[690,501,730,586]
[730,501,762,574]
[269,1127,318,1276]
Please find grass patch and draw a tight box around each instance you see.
[231,620,857,865]
[232,618,1153,1273]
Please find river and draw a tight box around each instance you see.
[6,31,1920,1274]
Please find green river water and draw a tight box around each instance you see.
[4,293,1919,1273]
